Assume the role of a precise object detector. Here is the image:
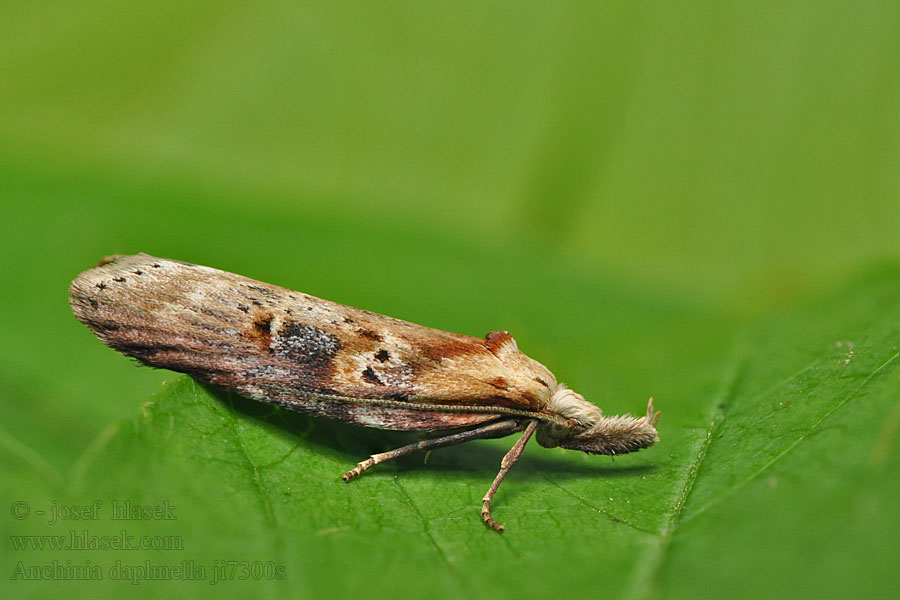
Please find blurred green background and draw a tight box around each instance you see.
[2,2,898,599]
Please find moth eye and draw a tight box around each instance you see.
[551,422,568,438]
[537,421,571,449]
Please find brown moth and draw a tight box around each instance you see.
[69,253,660,532]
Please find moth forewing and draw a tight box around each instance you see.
[69,253,660,533]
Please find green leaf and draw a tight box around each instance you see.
[637,266,900,600]
[7,266,897,599]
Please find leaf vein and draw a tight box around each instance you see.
[225,394,278,527]
[539,473,656,534]
[685,349,900,522]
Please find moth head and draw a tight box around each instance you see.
[538,385,661,456]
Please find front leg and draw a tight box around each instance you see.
[481,419,539,533]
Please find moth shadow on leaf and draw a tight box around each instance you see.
[207,385,656,483]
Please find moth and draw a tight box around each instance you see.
[69,253,660,532]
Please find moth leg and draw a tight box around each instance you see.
[341,419,524,482]
[481,419,539,533]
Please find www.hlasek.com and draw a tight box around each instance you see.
[11,530,183,551]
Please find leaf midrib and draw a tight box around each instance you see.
[626,359,742,600]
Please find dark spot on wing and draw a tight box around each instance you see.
[254,315,273,332]
[113,276,126,283]
[374,349,390,362]
[249,315,274,347]
[343,316,355,324]
[362,367,384,385]
[534,376,550,388]
[246,285,280,300]
[96,282,107,290]
[357,328,384,342]
[237,303,250,313]
[273,322,341,368]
